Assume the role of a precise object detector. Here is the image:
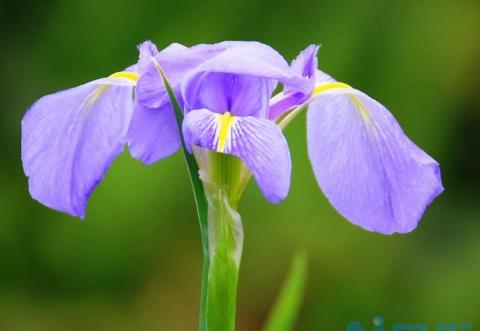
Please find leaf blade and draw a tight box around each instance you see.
[263,251,308,331]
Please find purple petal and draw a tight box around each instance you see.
[290,44,319,81]
[126,41,187,164]
[21,79,135,218]
[127,101,181,164]
[183,109,291,203]
[182,47,311,116]
[315,69,336,85]
[137,43,229,109]
[268,91,307,121]
[307,89,443,234]
[129,43,220,166]
[136,40,160,73]
[269,45,320,121]
[185,72,271,117]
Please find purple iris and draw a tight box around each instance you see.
[21,40,443,234]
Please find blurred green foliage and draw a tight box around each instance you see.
[0,0,479,330]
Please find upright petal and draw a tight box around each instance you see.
[268,44,320,121]
[21,79,135,218]
[182,47,311,115]
[136,43,229,109]
[185,72,271,118]
[307,89,443,234]
[183,109,291,203]
[136,40,160,73]
[290,44,319,82]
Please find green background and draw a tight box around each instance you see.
[1,0,479,330]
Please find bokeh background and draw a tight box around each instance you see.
[1,0,479,330]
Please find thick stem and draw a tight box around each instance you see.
[205,187,243,331]
[194,149,248,331]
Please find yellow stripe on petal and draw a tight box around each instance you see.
[86,84,110,107]
[110,71,139,82]
[313,82,351,96]
[348,94,371,123]
[216,112,236,153]
[314,81,370,123]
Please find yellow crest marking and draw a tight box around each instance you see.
[217,112,236,153]
[109,71,139,82]
[314,81,370,123]
[313,82,351,95]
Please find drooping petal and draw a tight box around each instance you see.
[306,89,443,234]
[125,41,187,165]
[183,109,291,203]
[21,79,135,218]
[127,101,181,164]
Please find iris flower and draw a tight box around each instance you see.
[22,40,443,235]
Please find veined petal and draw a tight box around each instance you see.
[183,109,291,203]
[21,78,135,218]
[127,101,181,164]
[307,89,443,234]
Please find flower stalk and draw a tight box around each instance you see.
[195,149,248,331]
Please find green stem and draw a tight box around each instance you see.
[195,150,247,331]
[204,185,243,331]
[154,65,210,331]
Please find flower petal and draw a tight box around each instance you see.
[136,40,160,73]
[182,47,311,116]
[268,45,320,120]
[307,90,443,234]
[21,79,135,218]
[131,42,231,166]
[127,101,181,164]
[184,72,271,117]
[183,109,291,203]
[136,43,228,109]
[290,44,319,82]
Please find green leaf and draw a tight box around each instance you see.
[153,60,210,331]
[263,251,308,331]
